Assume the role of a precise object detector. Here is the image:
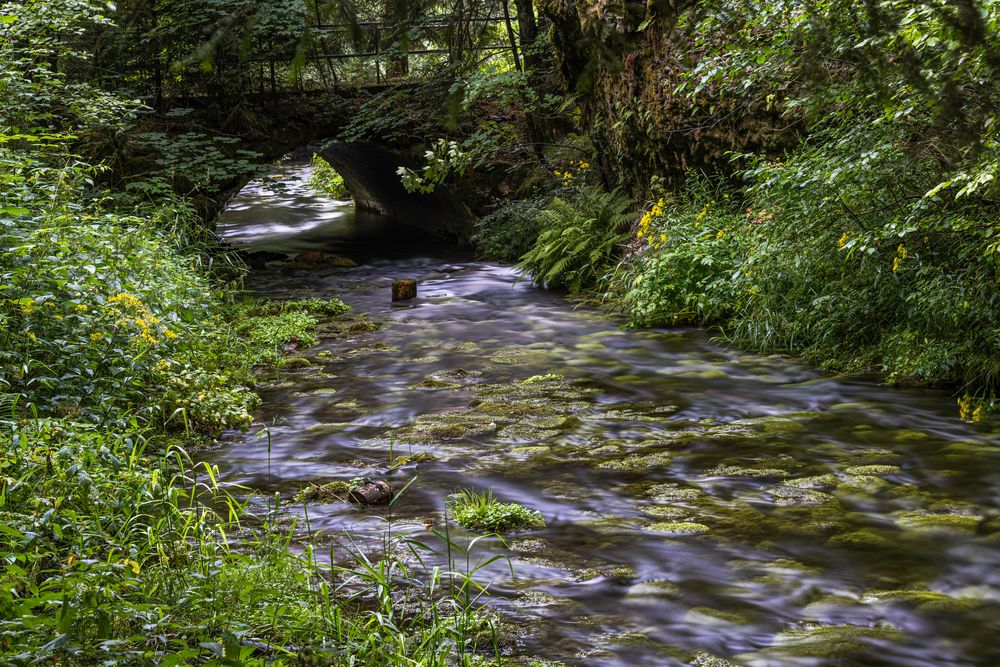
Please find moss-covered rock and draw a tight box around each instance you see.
[522,373,564,384]
[767,485,837,506]
[411,376,461,390]
[277,356,312,369]
[707,465,788,480]
[827,530,890,549]
[598,449,674,470]
[894,511,981,532]
[294,480,351,503]
[844,464,902,477]
[647,521,710,535]
[690,651,743,667]
[766,623,901,658]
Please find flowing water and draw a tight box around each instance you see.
[213,162,1000,666]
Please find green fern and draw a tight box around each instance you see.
[518,186,633,292]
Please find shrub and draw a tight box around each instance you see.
[617,178,744,327]
[618,119,1000,419]
[450,489,545,534]
[519,184,633,292]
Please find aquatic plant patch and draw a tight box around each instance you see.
[451,489,545,534]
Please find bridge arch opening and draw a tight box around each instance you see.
[316,141,472,240]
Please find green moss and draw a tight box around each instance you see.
[346,317,384,333]
[844,464,901,476]
[310,388,338,396]
[768,623,901,658]
[411,376,461,389]
[473,400,555,418]
[647,522,710,535]
[522,373,564,383]
[644,506,692,520]
[428,424,468,439]
[578,564,636,581]
[892,429,931,441]
[276,356,312,369]
[862,588,986,612]
[294,480,351,503]
[895,511,981,532]
[728,412,818,434]
[767,485,836,506]
[390,451,437,467]
[690,651,742,667]
[827,530,890,548]
[511,445,552,456]
[707,465,788,480]
[836,475,890,494]
[785,474,839,489]
[646,483,704,501]
[598,450,673,470]
[450,489,545,534]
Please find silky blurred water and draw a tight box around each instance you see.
[212,162,1000,666]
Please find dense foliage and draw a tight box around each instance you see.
[495,0,999,420]
[610,0,1000,418]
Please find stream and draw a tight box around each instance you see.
[212,162,1000,666]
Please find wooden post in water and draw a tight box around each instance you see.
[392,279,417,301]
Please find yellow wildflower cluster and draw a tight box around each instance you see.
[75,303,89,314]
[838,233,849,248]
[108,293,144,310]
[107,292,171,348]
[553,159,590,186]
[892,244,908,273]
[637,197,666,246]
[957,393,987,423]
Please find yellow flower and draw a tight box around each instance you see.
[75,304,89,313]
[660,233,667,243]
[109,293,144,310]
[66,554,77,566]
[164,329,177,340]
[892,256,902,273]
[120,558,141,575]
[90,331,104,342]
[897,244,907,260]
[19,301,36,315]
[716,229,726,240]
[25,331,36,342]
[838,233,848,248]
[155,359,170,373]
[44,301,56,309]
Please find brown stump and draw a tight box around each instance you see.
[392,279,417,301]
[349,480,392,505]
